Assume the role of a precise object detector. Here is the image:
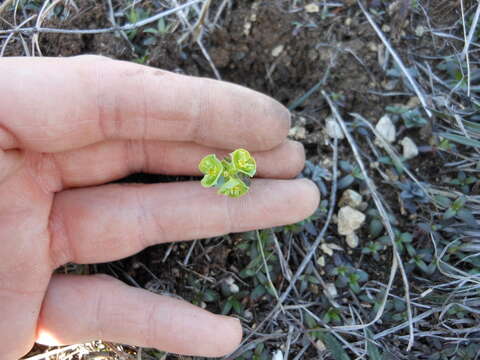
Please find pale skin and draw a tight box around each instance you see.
[0,56,320,359]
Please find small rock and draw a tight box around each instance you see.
[367,42,378,52]
[400,137,419,160]
[375,114,396,145]
[338,206,366,235]
[315,340,326,351]
[345,232,359,248]
[321,243,333,256]
[296,116,307,126]
[243,309,253,321]
[308,49,319,61]
[243,22,252,36]
[415,25,425,37]
[324,282,338,298]
[325,117,345,139]
[288,125,306,140]
[223,277,239,294]
[321,157,333,169]
[339,189,362,209]
[271,44,284,57]
[305,3,320,13]
[381,24,391,33]
[317,255,326,266]
[406,96,421,109]
[272,350,283,360]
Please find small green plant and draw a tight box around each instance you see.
[198,149,256,198]
[442,196,476,226]
[406,249,436,274]
[386,105,428,128]
[331,266,368,293]
[362,241,385,261]
[379,229,415,256]
[323,307,342,324]
[338,160,364,189]
[447,171,477,194]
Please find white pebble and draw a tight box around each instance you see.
[324,282,338,297]
[338,206,366,235]
[400,136,419,160]
[271,45,284,57]
[272,350,284,360]
[345,232,359,248]
[375,114,396,144]
[325,116,345,139]
[304,3,320,13]
[339,189,363,209]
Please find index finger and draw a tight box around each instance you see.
[0,56,290,153]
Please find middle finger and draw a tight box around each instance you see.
[51,140,306,188]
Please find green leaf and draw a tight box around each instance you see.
[222,299,232,315]
[452,196,466,211]
[218,177,249,198]
[457,208,477,227]
[434,195,452,208]
[143,28,158,34]
[406,244,416,257]
[231,298,242,314]
[349,281,361,293]
[338,174,355,189]
[317,332,351,360]
[199,154,223,187]
[439,132,480,149]
[366,329,383,360]
[231,149,256,177]
[399,232,413,243]
[203,289,218,302]
[369,219,384,238]
[443,207,457,220]
[304,312,317,329]
[239,268,255,278]
[251,285,266,300]
[401,108,428,128]
[265,283,277,297]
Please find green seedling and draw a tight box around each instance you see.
[198,149,256,198]
[362,241,385,261]
[447,171,477,194]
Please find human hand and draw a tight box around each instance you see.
[0,56,319,359]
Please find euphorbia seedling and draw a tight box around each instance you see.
[198,148,256,198]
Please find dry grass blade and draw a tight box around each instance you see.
[0,0,14,16]
[0,0,204,35]
[356,0,432,118]
[322,90,415,351]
